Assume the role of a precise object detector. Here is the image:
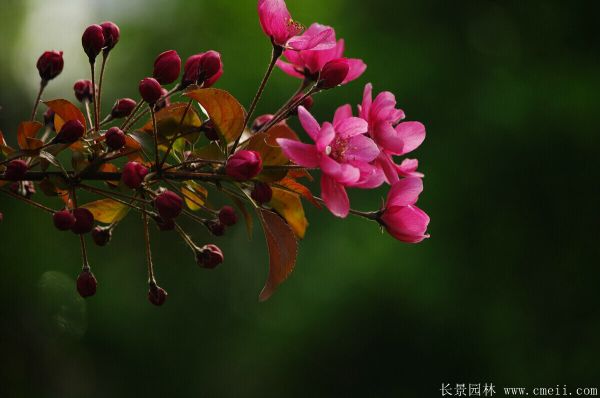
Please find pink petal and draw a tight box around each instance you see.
[398,158,424,178]
[276,138,319,167]
[336,117,368,138]
[345,135,380,163]
[382,205,430,243]
[321,174,350,218]
[343,58,367,84]
[258,0,298,46]
[281,49,303,66]
[372,121,404,154]
[287,26,335,51]
[320,156,360,184]
[377,152,400,185]
[275,60,304,79]
[333,104,353,128]
[371,91,405,124]
[316,122,335,152]
[360,83,373,120]
[348,161,385,189]
[395,122,426,155]
[297,106,320,141]
[386,177,423,207]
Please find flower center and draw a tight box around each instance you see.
[329,137,348,161]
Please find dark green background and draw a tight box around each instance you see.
[1,1,598,396]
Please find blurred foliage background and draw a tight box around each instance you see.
[1,0,599,396]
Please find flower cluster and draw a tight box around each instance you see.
[0,0,430,306]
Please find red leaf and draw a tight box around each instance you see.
[44,99,86,132]
[17,121,43,150]
[277,177,321,209]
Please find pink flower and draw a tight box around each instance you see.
[379,178,430,243]
[257,0,335,50]
[360,83,426,184]
[276,24,366,84]
[277,106,379,218]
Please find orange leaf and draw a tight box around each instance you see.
[246,124,300,166]
[0,130,15,156]
[141,102,202,143]
[44,99,86,132]
[184,88,246,144]
[17,121,43,150]
[258,209,298,302]
[181,181,208,211]
[81,198,130,224]
[269,187,309,239]
[123,135,144,162]
[277,177,321,209]
[99,163,120,187]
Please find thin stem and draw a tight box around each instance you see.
[150,105,161,172]
[161,158,225,172]
[313,195,378,220]
[159,98,193,170]
[97,53,109,127]
[163,178,215,215]
[31,80,48,120]
[71,188,91,270]
[0,188,55,213]
[174,223,197,250]
[120,100,143,130]
[84,101,94,131]
[0,170,223,182]
[268,78,310,126]
[141,192,156,284]
[90,62,100,133]
[259,85,319,133]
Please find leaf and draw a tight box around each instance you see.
[193,142,227,162]
[39,150,69,176]
[44,99,86,132]
[17,121,43,150]
[269,187,309,239]
[246,124,301,182]
[123,135,144,162]
[277,177,321,209]
[141,102,202,144]
[0,130,15,156]
[99,163,120,187]
[184,88,246,144]
[258,209,298,302]
[81,199,130,224]
[181,181,208,211]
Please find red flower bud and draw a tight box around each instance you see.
[290,94,314,115]
[218,206,237,226]
[100,21,120,52]
[318,59,349,89]
[43,109,56,129]
[71,208,95,235]
[200,120,219,141]
[225,150,263,181]
[148,284,168,306]
[91,226,112,246]
[153,50,181,85]
[77,269,97,298]
[54,119,85,144]
[182,51,223,88]
[138,77,163,104]
[154,190,183,220]
[105,127,126,150]
[155,88,170,111]
[82,24,105,62]
[195,244,224,269]
[206,220,225,236]
[110,98,137,119]
[122,161,148,189]
[154,216,175,231]
[251,182,273,204]
[53,209,76,231]
[252,114,274,132]
[73,79,95,103]
[5,160,28,181]
[36,50,64,81]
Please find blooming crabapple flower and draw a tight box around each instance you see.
[5,160,28,181]
[397,158,424,178]
[53,119,85,144]
[111,98,137,119]
[139,77,163,104]
[277,106,379,217]
[100,21,120,52]
[82,24,105,62]
[182,51,223,88]
[359,83,426,184]
[122,161,148,189]
[276,24,366,84]
[36,51,64,81]
[257,0,335,50]
[153,50,181,85]
[77,269,97,298]
[225,150,263,181]
[378,177,430,243]
[154,190,183,220]
[73,79,96,103]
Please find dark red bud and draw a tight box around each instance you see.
[195,244,224,269]
[91,226,112,247]
[154,88,170,111]
[54,119,85,144]
[318,59,349,89]
[251,182,273,204]
[206,220,225,236]
[148,284,168,306]
[154,216,175,231]
[182,51,223,87]
[77,269,97,298]
[138,77,163,104]
[225,150,263,181]
[105,127,126,150]
[252,114,274,132]
[290,94,314,115]
[71,208,95,235]
[154,190,183,220]
[53,209,76,231]
[36,51,64,81]
[218,206,237,226]
[110,98,137,119]
[100,21,120,51]
[153,50,181,84]
[122,161,148,189]
[5,160,28,181]
[82,24,105,62]
[200,120,219,141]
[73,79,95,103]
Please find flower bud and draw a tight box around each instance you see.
[154,216,175,231]
[110,98,137,119]
[318,59,349,89]
[182,51,223,88]
[54,119,85,144]
[225,150,263,181]
[9,181,35,198]
[195,244,224,269]
[105,127,126,150]
[206,220,225,236]
[252,114,274,132]
[251,181,273,204]
[100,21,120,52]
[155,88,170,111]
[138,77,163,104]
[36,51,64,81]
[218,206,237,226]
[77,269,97,298]
[290,94,314,115]
[82,24,105,62]
[92,226,112,247]
[200,120,219,141]
[71,208,95,235]
[153,50,181,84]
[73,79,95,103]
[122,161,148,189]
[44,109,56,129]
[5,160,28,181]
[53,209,76,231]
[154,190,183,220]
[148,284,168,306]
